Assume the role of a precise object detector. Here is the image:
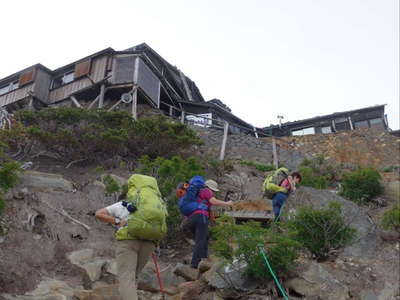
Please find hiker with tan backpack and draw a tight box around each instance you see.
[95,174,167,300]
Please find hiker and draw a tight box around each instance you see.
[95,174,167,300]
[272,171,302,221]
[181,178,233,269]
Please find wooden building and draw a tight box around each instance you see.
[0,43,258,134]
[263,105,389,137]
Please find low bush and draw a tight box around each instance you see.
[135,155,205,241]
[287,202,356,260]
[298,155,339,189]
[381,205,400,232]
[0,141,21,233]
[13,107,202,164]
[339,167,384,204]
[240,160,275,172]
[211,216,301,280]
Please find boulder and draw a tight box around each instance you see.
[138,262,183,295]
[173,263,198,281]
[67,249,108,282]
[287,187,381,258]
[287,261,350,300]
[18,171,74,192]
[2,278,76,300]
[208,260,258,298]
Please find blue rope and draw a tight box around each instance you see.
[258,245,289,300]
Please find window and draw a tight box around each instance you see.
[0,81,19,96]
[354,120,369,129]
[52,71,75,89]
[292,127,315,136]
[321,126,332,134]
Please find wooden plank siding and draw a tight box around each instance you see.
[48,55,108,103]
[0,83,34,107]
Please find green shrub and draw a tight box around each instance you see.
[102,175,120,196]
[381,205,400,232]
[340,167,384,203]
[135,155,204,241]
[298,155,339,189]
[287,202,356,260]
[0,141,21,232]
[299,166,328,189]
[15,107,202,163]
[240,160,275,172]
[211,216,301,280]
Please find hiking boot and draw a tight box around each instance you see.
[198,258,213,273]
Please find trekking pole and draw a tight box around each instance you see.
[257,244,289,300]
[151,252,165,299]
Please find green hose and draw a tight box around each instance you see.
[258,245,289,300]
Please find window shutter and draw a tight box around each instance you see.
[74,59,91,79]
[19,68,36,86]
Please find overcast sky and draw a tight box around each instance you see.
[1,0,398,129]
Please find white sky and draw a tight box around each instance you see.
[1,0,399,129]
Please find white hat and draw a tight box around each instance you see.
[205,179,219,192]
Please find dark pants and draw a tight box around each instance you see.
[272,192,289,221]
[186,213,209,269]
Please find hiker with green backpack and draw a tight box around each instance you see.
[95,174,167,300]
[262,168,302,221]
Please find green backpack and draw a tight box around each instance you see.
[116,174,167,241]
[262,167,289,199]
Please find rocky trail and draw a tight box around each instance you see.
[0,127,399,300]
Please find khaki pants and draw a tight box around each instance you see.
[116,239,156,300]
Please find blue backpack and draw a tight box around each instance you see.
[178,176,207,216]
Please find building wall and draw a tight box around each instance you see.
[48,55,108,103]
[0,83,34,107]
[34,69,52,102]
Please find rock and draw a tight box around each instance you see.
[19,171,74,192]
[360,282,400,300]
[208,260,258,297]
[2,278,76,300]
[287,187,381,258]
[178,280,207,300]
[13,187,29,200]
[287,261,350,300]
[67,249,95,265]
[67,249,107,282]
[138,262,184,295]
[84,258,108,282]
[173,263,198,281]
[384,180,400,201]
[198,258,213,273]
[105,259,118,276]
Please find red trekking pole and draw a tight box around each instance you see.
[152,252,165,299]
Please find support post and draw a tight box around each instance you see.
[348,116,354,130]
[169,106,173,117]
[98,84,105,108]
[219,121,229,161]
[253,127,259,139]
[272,137,278,169]
[88,95,100,109]
[70,96,81,108]
[132,89,137,120]
[180,111,185,124]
